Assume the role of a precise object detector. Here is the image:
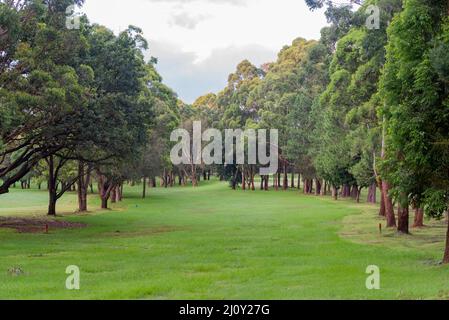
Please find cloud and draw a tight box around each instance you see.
[82,0,328,103]
[169,12,209,29]
[147,40,276,103]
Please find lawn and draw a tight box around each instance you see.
[0,180,448,299]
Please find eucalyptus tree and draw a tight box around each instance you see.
[0,0,93,203]
[380,0,449,241]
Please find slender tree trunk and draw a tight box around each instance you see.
[142,177,147,199]
[283,162,288,190]
[277,172,281,190]
[115,186,121,202]
[264,175,268,191]
[308,179,314,194]
[242,166,246,191]
[356,187,363,203]
[291,172,295,189]
[77,162,89,212]
[367,182,377,203]
[443,218,449,264]
[397,203,409,234]
[47,156,57,216]
[332,186,338,200]
[315,179,322,196]
[191,165,198,187]
[98,173,113,209]
[101,198,108,209]
[413,207,424,228]
[321,181,327,196]
[382,180,396,227]
[111,187,117,203]
[379,189,386,216]
[351,185,358,200]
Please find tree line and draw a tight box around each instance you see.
[0,0,181,213]
[1,0,449,262]
[189,0,449,262]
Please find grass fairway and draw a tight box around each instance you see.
[0,180,449,299]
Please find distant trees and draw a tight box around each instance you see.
[197,0,448,264]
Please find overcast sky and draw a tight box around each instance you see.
[82,0,328,103]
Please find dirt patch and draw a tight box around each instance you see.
[0,217,87,233]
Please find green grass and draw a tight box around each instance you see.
[0,180,449,299]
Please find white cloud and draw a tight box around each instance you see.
[168,11,209,29]
[147,40,276,103]
[82,0,328,102]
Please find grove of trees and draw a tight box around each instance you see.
[1,0,449,263]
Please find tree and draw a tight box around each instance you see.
[380,0,449,240]
[0,0,89,195]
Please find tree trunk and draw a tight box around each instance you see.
[367,182,377,203]
[101,198,108,209]
[332,186,338,200]
[321,181,327,196]
[382,180,396,227]
[413,207,424,228]
[116,186,122,202]
[142,177,147,199]
[443,218,449,264]
[277,172,281,190]
[283,163,288,190]
[77,162,89,212]
[291,172,295,189]
[351,185,358,200]
[48,190,57,216]
[315,179,322,196]
[242,166,246,191]
[47,156,57,216]
[111,187,117,203]
[397,203,409,234]
[379,189,386,216]
[356,187,363,203]
[97,173,113,209]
